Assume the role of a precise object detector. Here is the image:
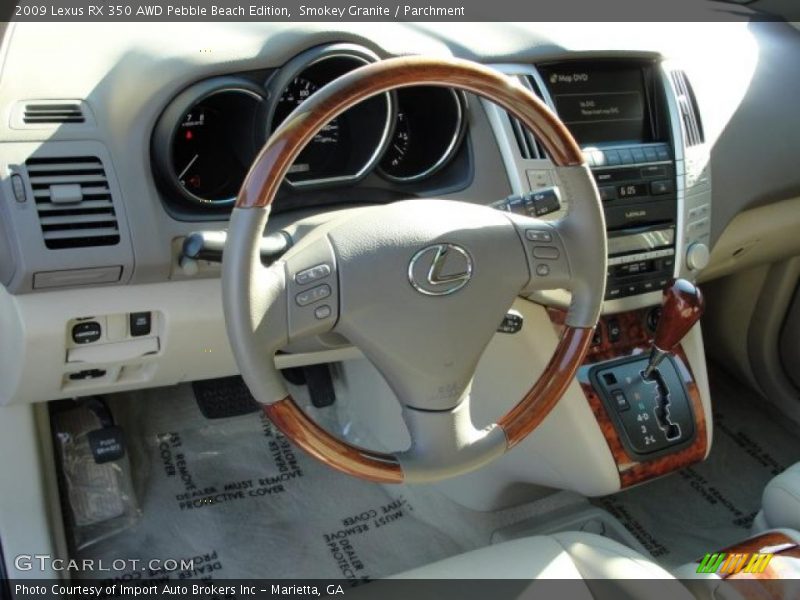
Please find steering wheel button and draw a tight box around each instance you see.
[296,284,331,307]
[532,246,560,260]
[525,230,552,243]
[535,264,550,276]
[295,263,331,285]
[314,304,332,320]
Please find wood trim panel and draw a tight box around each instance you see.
[709,532,800,584]
[237,56,584,209]
[581,349,707,488]
[549,307,708,488]
[264,397,404,483]
[720,532,800,563]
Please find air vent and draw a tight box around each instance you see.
[23,102,85,124]
[25,156,120,249]
[670,70,704,147]
[507,75,548,160]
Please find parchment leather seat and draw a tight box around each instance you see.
[753,462,800,532]
[349,532,694,599]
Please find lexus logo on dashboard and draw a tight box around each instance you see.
[408,243,473,296]
[626,210,647,219]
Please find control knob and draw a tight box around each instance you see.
[685,242,710,271]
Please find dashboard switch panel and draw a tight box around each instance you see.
[72,321,102,345]
[129,312,152,337]
[497,310,523,334]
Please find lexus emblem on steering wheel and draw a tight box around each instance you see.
[408,243,473,296]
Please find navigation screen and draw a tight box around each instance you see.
[540,63,651,145]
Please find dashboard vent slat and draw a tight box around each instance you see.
[26,161,104,174]
[38,213,117,227]
[506,75,548,160]
[23,102,85,124]
[27,173,107,185]
[670,70,705,147]
[41,227,120,240]
[25,156,120,250]
[36,198,113,210]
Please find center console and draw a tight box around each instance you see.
[538,59,680,301]
[486,55,712,311]
[550,302,708,488]
[485,56,713,488]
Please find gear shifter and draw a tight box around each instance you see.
[643,278,705,380]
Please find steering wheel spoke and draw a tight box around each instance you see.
[552,165,608,329]
[283,236,340,342]
[509,216,573,294]
[396,395,507,483]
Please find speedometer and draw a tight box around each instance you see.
[273,77,341,178]
[265,44,393,188]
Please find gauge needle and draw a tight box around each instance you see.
[178,154,199,179]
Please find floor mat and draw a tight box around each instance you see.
[69,383,586,582]
[593,365,800,568]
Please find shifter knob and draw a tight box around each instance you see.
[643,278,705,378]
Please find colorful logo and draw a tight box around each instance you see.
[697,552,774,575]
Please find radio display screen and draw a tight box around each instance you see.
[540,62,652,145]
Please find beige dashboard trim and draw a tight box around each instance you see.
[0,279,237,404]
[700,195,800,283]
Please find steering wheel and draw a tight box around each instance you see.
[222,56,606,484]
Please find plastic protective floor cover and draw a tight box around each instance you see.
[72,383,586,582]
[71,365,800,579]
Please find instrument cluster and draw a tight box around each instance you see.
[151,44,468,213]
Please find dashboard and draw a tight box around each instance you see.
[2,21,800,408]
[150,43,470,219]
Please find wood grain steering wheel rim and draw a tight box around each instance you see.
[232,56,595,483]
